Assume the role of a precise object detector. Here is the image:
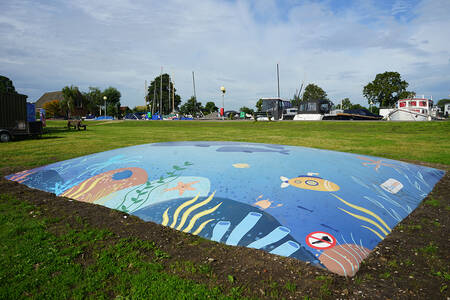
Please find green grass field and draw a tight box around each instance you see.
[1,120,449,168]
[1,120,449,299]
[0,194,237,299]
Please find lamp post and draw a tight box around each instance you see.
[220,86,226,120]
[103,96,107,118]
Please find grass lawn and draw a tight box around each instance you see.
[1,120,449,299]
[1,120,449,169]
[0,194,235,299]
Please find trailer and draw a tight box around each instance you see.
[0,93,43,142]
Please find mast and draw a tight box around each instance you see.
[144,80,148,109]
[172,76,175,113]
[277,63,280,98]
[192,71,196,100]
[168,74,171,112]
[160,67,163,115]
[152,79,156,115]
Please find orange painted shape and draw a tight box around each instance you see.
[61,167,148,203]
[319,244,370,277]
[164,180,200,196]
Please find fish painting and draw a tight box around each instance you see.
[254,199,283,210]
[60,167,148,203]
[280,174,340,192]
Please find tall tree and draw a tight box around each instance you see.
[204,101,218,114]
[84,87,103,115]
[102,87,121,105]
[179,96,203,116]
[0,75,17,94]
[102,87,121,118]
[147,74,181,114]
[61,85,85,118]
[302,84,328,102]
[363,71,412,107]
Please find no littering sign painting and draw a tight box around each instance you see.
[305,231,336,250]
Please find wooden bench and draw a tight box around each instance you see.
[67,120,87,131]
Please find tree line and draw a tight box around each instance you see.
[2,72,450,118]
[42,86,122,119]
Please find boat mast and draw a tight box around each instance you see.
[172,77,175,113]
[277,63,280,98]
[152,79,156,115]
[168,74,171,112]
[160,67,163,115]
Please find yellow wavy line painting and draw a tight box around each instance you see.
[161,192,222,235]
[331,194,391,240]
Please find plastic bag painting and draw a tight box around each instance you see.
[6,142,444,277]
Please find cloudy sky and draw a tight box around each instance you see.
[1,0,449,110]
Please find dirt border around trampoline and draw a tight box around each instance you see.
[1,161,449,299]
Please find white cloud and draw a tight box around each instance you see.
[0,0,449,109]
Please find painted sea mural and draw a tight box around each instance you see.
[6,141,445,276]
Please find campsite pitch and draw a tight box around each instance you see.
[6,141,444,277]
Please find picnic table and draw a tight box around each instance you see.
[67,119,87,131]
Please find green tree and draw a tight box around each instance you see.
[436,99,450,111]
[179,97,203,116]
[0,75,17,94]
[363,71,413,107]
[42,100,63,118]
[84,87,103,115]
[102,87,121,118]
[290,93,302,108]
[350,103,366,110]
[336,98,352,110]
[204,101,218,114]
[303,84,328,102]
[147,74,181,115]
[239,106,254,115]
[102,87,121,105]
[61,85,85,118]
[256,99,263,112]
[132,106,147,113]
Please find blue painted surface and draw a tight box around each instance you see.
[5,141,445,276]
